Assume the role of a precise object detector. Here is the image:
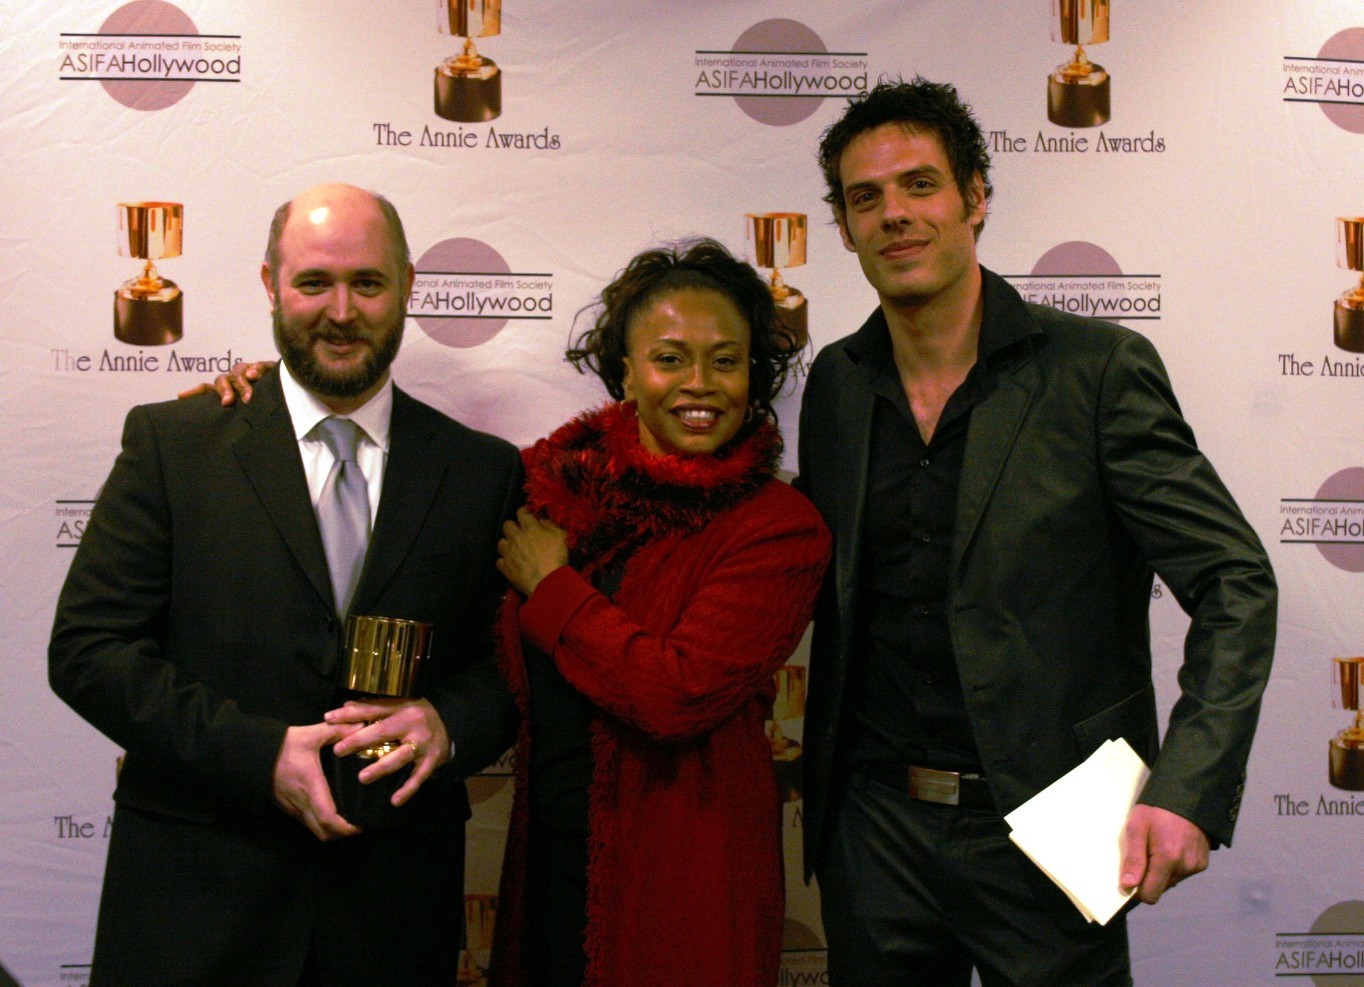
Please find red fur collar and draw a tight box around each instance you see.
[523,402,782,566]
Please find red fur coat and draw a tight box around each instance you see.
[491,403,830,987]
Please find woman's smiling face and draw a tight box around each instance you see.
[622,287,752,457]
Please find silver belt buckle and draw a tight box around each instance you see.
[907,765,961,806]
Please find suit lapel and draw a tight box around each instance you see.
[354,388,447,609]
[833,365,875,629]
[233,370,335,615]
[953,271,1049,574]
[953,351,1038,576]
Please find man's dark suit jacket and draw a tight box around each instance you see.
[797,268,1277,881]
[49,367,522,986]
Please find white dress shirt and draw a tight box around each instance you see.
[279,361,392,528]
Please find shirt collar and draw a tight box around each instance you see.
[845,265,1039,375]
[279,361,394,452]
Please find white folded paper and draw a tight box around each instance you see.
[1004,737,1151,925]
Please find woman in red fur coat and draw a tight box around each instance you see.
[491,240,830,987]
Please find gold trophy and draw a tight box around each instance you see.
[114,201,183,345]
[1330,656,1364,791]
[1334,217,1364,353]
[769,665,806,802]
[746,212,809,351]
[435,0,502,122]
[1046,0,1111,128]
[328,615,434,827]
[458,893,497,984]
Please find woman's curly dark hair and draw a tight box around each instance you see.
[566,238,796,424]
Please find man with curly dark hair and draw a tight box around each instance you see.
[797,77,1277,985]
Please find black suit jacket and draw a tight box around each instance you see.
[50,368,522,986]
[797,269,1277,879]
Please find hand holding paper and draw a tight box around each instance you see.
[1003,738,1151,925]
[1119,803,1210,905]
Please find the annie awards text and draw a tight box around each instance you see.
[372,122,562,151]
[53,814,112,839]
[51,347,242,374]
[1278,353,1364,378]
[1274,793,1364,816]
[988,128,1165,154]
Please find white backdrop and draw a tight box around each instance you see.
[3,1,1363,984]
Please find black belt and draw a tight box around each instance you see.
[860,762,995,810]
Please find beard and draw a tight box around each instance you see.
[273,304,404,400]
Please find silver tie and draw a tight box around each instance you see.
[314,417,371,616]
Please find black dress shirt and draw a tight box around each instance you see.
[845,310,1032,774]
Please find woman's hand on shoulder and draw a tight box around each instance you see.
[177,359,276,405]
[496,508,569,596]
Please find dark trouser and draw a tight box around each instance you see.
[298,941,321,987]
[819,768,1133,987]
[524,825,589,987]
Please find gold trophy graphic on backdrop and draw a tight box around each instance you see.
[1330,656,1364,791]
[745,212,809,351]
[458,894,496,984]
[1334,217,1364,353]
[328,615,434,827]
[435,0,502,122]
[114,201,183,346]
[1046,0,1111,128]
[769,664,806,803]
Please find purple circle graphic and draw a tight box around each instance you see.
[100,1,198,111]
[1314,467,1364,572]
[1319,29,1364,135]
[1030,241,1123,277]
[1029,241,1136,323]
[731,19,827,127]
[412,238,512,349]
[1309,901,1364,986]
